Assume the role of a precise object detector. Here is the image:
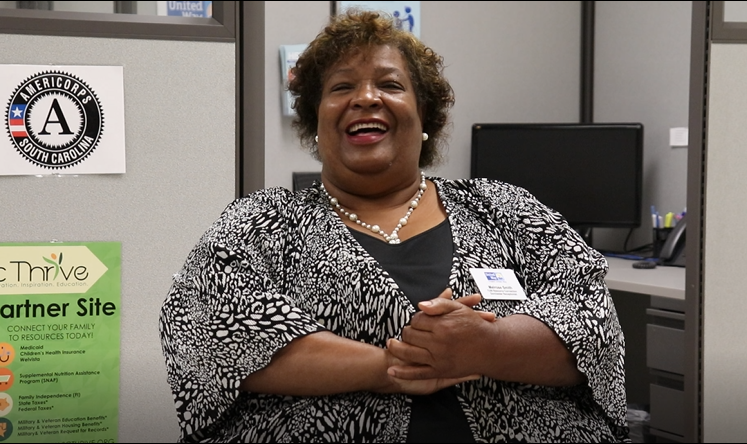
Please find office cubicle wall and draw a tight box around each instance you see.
[0,33,236,442]
[700,32,747,444]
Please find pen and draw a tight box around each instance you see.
[651,205,657,228]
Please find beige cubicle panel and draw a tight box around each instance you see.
[700,41,747,442]
[685,1,747,442]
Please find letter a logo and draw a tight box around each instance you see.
[38,99,74,136]
[5,71,104,169]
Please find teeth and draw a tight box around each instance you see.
[348,122,387,133]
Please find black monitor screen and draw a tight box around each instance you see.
[292,172,321,192]
[470,123,643,229]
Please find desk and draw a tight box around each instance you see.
[604,256,687,442]
[605,257,686,312]
[604,256,685,300]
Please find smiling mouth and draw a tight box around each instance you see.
[347,122,388,136]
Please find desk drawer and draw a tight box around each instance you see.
[647,324,684,374]
[649,383,684,438]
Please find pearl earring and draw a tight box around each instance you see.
[315,135,319,143]
[422,133,429,141]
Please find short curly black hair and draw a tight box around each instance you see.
[287,8,455,169]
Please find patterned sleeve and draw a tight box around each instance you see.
[501,184,627,427]
[158,188,323,440]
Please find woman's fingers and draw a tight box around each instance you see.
[386,338,432,366]
[418,291,483,316]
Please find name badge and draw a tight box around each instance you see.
[469,268,527,300]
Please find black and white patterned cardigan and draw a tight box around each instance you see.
[159,177,630,443]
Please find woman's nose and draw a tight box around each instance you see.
[351,85,381,108]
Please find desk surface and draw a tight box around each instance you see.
[604,257,685,300]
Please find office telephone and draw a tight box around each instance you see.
[659,214,686,267]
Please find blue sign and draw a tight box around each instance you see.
[162,1,212,18]
[338,2,421,38]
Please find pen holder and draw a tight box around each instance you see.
[652,227,673,259]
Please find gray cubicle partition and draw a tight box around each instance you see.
[697,3,747,440]
[0,33,236,442]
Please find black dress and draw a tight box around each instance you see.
[351,219,475,443]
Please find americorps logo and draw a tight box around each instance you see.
[5,71,104,169]
[0,246,108,295]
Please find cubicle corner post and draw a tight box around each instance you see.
[686,1,710,443]
[580,0,594,124]
[237,0,266,198]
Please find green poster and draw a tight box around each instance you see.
[0,242,120,443]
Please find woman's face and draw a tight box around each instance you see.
[317,44,423,181]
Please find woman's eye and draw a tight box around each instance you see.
[382,82,404,90]
[330,83,352,92]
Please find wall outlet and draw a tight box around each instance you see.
[670,127,688,147]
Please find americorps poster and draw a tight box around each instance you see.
[0,65,125,176]
[0,242,121,443]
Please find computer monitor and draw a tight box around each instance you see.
[471,123,643,234]
[292,172,322,192]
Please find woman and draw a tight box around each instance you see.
[159,9,630,443]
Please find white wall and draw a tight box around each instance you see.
[263,1,581,189]
[264,1,331,187]
[593,1,691,252]
[51,1,113,13]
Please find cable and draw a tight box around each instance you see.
[601,251,658,262]
[623,228,634,252]
[621,227,654,255]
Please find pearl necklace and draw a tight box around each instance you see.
[321,172,427,244]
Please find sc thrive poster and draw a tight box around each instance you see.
[0,242,120,443]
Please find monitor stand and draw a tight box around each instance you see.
[574,226,593,247]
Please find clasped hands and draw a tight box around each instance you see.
[385,288,497,395]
